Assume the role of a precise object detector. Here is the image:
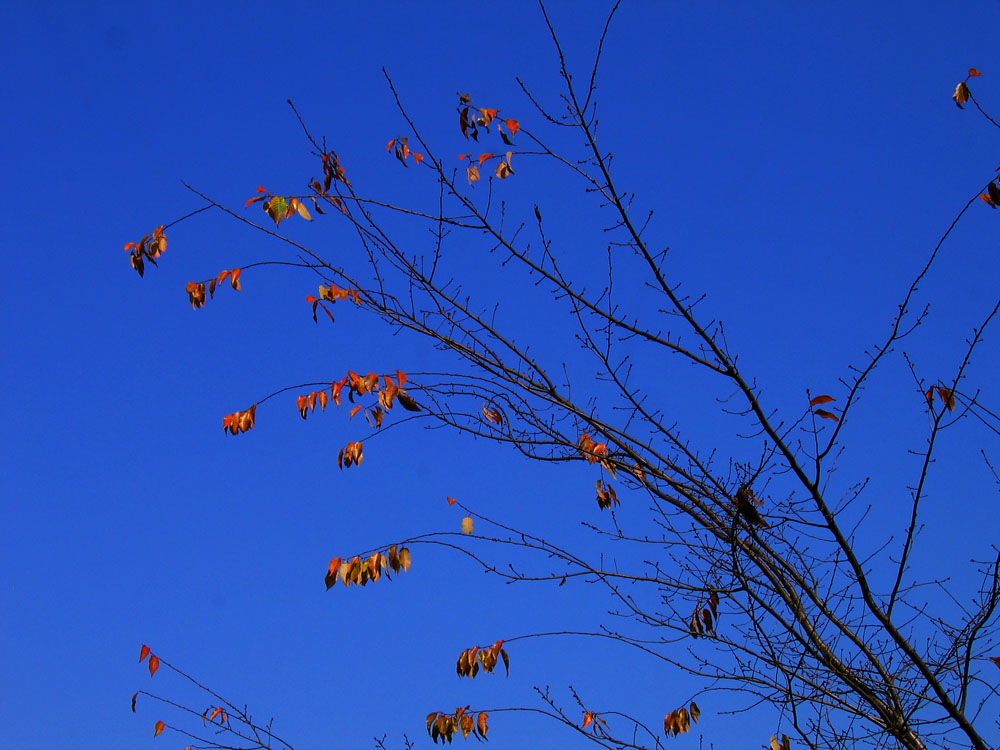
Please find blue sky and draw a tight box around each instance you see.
[4,2,1000,749]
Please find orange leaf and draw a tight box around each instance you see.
[478,153,493,166]
[447,496,457,505]
[935,386,956,412]
[148,654,160,677]
[809,394,835,406]
[476,711,488,737]
[969,68,983,77]
[505,118,519,136]
[387,139,396,151]
[583,712,594,729]
[230,268,242,291]
[496,160,513,179]
[245,195,266,208]
[139,644,150,662]
[413,153,424,165]
[815,409,839,422]
[467,164,480,184]
[350,405,363,419]
[154,720,165,737]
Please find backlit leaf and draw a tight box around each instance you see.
[461,516,474,534]
[148,654,160,676]
[399,546,411,572]
[139,644,150,662]
[954,81,971,108]
[467,164,480,184]
[154,720,165,737]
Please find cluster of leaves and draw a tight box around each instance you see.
[246,186,315,228]
[456,93,519,184]
[950,69,1000,209]
[324,546,411,590]
[138,644,160,676]
[595,479,618,510]
[925,384,957,412]
[338,440,363,469]
[808,393,839,422]
[663,702,700,737]
[733,484,768,529]
[222,405,257,435]
[455,639,509,678]
[953,68,983,109]
[305,283,362,323]
[185,268,242,310]
[124,225,167,278]
[459,151,515,184]
[426,707,489,744]
[306,150,350,214]
[578,433,615,477]
[387,136,425,167]
[689,591,720,638]
[134,646,227,747]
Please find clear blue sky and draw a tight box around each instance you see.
[3,2,1000,749]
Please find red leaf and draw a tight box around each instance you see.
[148,654,160,676]
[305,295,318,304]
[990,656,1000,669]
[814,409,840,422]
[478,153,493,166]
[505,118,519,136]
[245,195,266,208]
[447,496,457,505]
[154,720,165,737]
[969,68,983,78]
[139,644,150,662]
[809,395,835,406]
[386,139,396,151]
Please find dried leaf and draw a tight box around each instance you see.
[467,164,480,184]
[583,711,594,729]
[296,201,313,221]
[935,386,956,412]
[397,393,421,412]
[809,394,835,406]
[131,692,138,712]
[814,409,840,422]
[476,711,488,738]
[478,153,493,166]
[154,720,165,737]
[461,516,474,534]
[399,546,411,572]
[954,81,971,108]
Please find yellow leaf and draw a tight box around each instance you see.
[461,516,474,534]
[296,201,313,221]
